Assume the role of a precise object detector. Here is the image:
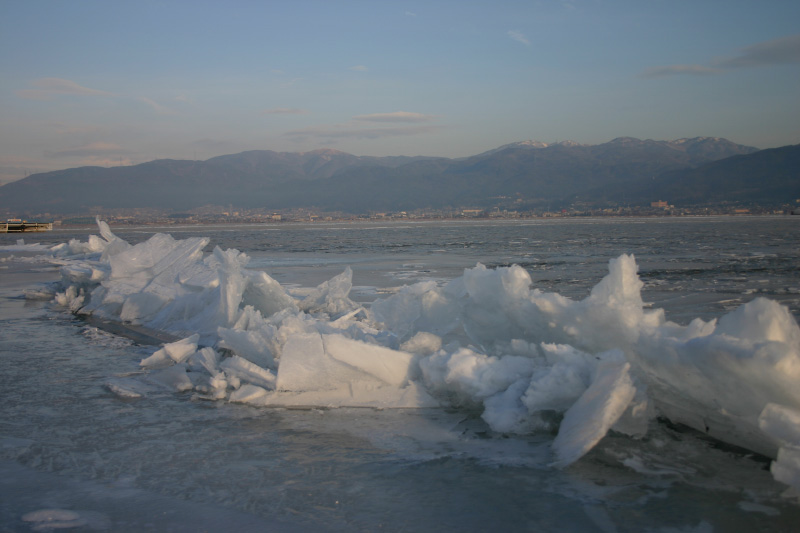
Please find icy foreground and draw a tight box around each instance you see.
[37,220,800,495]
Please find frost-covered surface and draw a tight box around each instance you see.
[38,219,800,496]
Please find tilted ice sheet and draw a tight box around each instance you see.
[41,219,800,497]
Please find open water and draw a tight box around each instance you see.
[1,216,799,531]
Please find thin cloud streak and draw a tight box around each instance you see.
[137,96,177,115]
[641,34,800,78]
[16,78,115,100]
[286,111,442,141]
[45,142,132,158]
[16,78,182,119]
[46,122,103,135]
[353,111,434,123]
[714,34,800,68]
[507,30,530,46]
[190,138,240,153]
[76,156,135,168]
[0,155,48,185]
[285,124,441,141]
[262,108,309,115]
[640,64,721,79]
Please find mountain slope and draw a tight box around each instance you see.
[645,144,800,205]
[306,137,761,211]
[0,137,779,215]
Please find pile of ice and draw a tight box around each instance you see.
[0,238,53,253]
[44,219,800,493]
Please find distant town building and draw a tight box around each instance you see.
[650,200,669,208]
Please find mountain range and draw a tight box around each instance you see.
[1,137,797,215]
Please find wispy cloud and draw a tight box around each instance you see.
[405,11,417,17]
[0,132,127,182]
[353,111,434,123]
[16,78,115,100]
[713,34,800,68]
[285,124,440,142]
[46,122,103,135]
[641,34,800,78]
[262,107,309,115]
[78,156,135,167]
[640,64,721,79]
[0,155,46,185]
[137,96,177,115]
[45,142,132,158]
[507,30,530,46]
[15,78,187,119]
[190,138,239,153]
[349,65,369,72]
[286,110,441,142]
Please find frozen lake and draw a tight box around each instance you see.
[2,216,800,531]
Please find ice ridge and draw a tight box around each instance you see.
[40,218,800,496]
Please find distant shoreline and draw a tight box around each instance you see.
[40,211,799,229]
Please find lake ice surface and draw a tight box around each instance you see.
[2,216,800,531]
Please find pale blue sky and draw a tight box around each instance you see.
[1,0,798,184]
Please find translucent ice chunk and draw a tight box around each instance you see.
[552,361,637,468]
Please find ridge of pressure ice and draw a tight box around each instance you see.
[42,219,800,495]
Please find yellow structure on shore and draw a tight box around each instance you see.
[1,219,53,233]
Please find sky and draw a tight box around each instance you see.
[1,0,799,185]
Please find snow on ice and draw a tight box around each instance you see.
[34,218,800,495]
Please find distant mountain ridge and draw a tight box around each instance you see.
[1,137,794,216]
[205,148,440,181]
[473,136,742,158]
